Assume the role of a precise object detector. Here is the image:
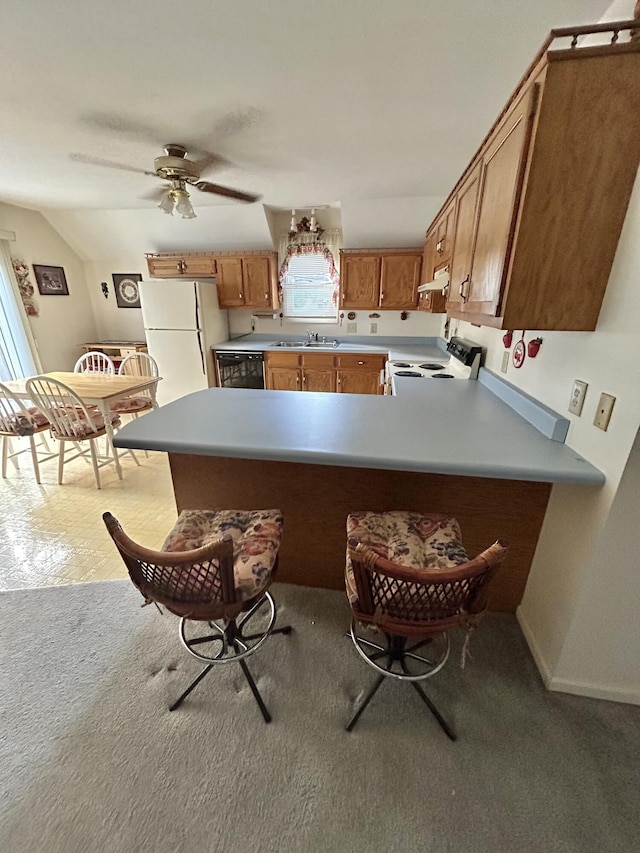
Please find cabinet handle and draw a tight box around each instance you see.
[264,292,268,299]
[358,360,364,365]
[177,260,186,273]
[238,292,243,299]
[436,240,444,255]
[460,275,470,302]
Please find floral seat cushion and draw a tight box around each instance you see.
[345,511,469,607]
[111,395,153,413]
[1,407,49,437]
[162,509,284,603]
[51,409,121,439]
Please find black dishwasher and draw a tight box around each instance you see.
[215,351,265,389]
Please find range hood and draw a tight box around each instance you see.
[418,266,449,293]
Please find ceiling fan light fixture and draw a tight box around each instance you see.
[174,188,197,220]
[158,192,174,215]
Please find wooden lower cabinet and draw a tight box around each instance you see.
[265,351,385,395]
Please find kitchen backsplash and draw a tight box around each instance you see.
[228,309,442,339]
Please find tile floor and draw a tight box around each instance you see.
[0,435,176,590]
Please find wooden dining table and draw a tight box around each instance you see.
[5,371,160,479]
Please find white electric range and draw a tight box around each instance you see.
[386,337,483,394]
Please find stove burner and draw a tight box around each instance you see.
[419,363,445,371]
[392,362,412,368]
[395,370,424,377]
[432,373,454,379]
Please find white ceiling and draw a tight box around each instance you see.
[0,0,616,254]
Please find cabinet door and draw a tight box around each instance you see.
[181,257,217,277]
[465,88,536,316]
[447,162,482,311]
[302,369,336,392]
[380,254,421,309]
[434,200,455,264]
[340,256,381,309]
[421,232,437,289]
[216,259,245,307]
[147,257,189,278]
[267,367,301,391]
[243,257,273,308]
[337,369,382,395]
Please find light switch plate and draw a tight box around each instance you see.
[347,322,357,334]
[501,352,509,374]
[568,380,588,415]
[370,323,377,334]
[594,393,616,431]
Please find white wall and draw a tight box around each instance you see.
[229,308,442,339]
[447,165,640,701]
[84,259,146,341]
[0,201,97,371]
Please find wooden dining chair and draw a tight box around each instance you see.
[0,382,57,484]
[74,351,115,374]
[25,375,134,489]
[113,353,159,415]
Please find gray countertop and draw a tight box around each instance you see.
[212,335,446,362]
[114,379,604,486]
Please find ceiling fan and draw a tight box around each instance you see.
[71,143,261,219]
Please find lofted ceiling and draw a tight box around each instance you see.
[0,0,616,254]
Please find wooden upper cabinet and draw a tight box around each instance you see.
[243,257,273,309]
[418,231,447,313]
[146,255,217,278]
[379,254,421,308]
[147,251,278,309]
[434,200,455,266]
[217,254,279,309]
[430,28,640,331]
[339,250,422,310]
[216,258,245,307]
[464,86,536,317]
[340,255,381,309]
[447,162,482,312]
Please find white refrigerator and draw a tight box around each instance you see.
[139,279,229,406]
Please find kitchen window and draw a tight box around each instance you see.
[280,250,338,320]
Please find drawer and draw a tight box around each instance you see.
[300,353,336,368]
[265,351,300,368]
[336,353,386,370]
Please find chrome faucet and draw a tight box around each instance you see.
[306,329,318,342]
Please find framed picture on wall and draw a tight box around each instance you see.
[113,273,142,308]
[33,264,69,296]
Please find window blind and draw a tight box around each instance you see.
[281,252,337,319]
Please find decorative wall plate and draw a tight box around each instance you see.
[512,337,526,368]
[113,273,142,308]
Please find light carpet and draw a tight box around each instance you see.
[1,580,638,853]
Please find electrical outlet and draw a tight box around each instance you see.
[501,352,509,374]
[594,393,616,431]
[347,322,357,334]
[370,323,377,334]
[568,380,588,416]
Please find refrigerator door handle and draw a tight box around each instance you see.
[194,282,200,330]
[197,330,205,375]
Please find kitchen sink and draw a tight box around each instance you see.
[273,340,340,349]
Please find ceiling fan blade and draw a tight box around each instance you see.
[191,150,230,178]
[70,152,154,176]
[139,186,169,202]
[192,181,260,203]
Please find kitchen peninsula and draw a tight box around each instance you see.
[114,375,603,612]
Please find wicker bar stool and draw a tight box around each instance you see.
[104,508,291,722]
[345,511,509,739]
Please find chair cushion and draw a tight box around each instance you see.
[1,407,49,436]
[162,509,284,602]
[51,409,121,439]
[345,511,469,606]
[111,395,153,413]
